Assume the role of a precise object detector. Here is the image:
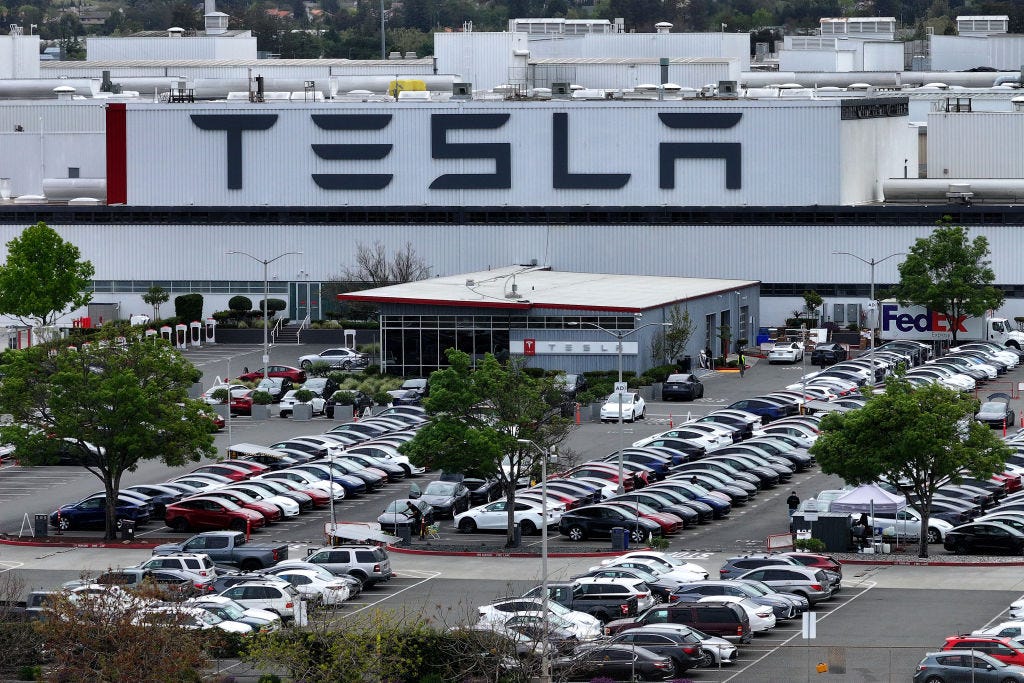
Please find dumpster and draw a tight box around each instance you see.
[610,527,629,551]
[120,520,135,542]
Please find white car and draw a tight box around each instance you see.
[278,390,327,418]
[858,507,953,543]
[600,391,645,423]
[478,598,602,639]
[185,595,282,632]
[200,384,249,405]
[638,623,738,665]
[346,443,426,476]
[768,342,803,364]
[570,576,656,612]
[600,551,710,581]
[227,483,301,518]
[298,347,368,371]
[634,427,729,451]
[593,557,708,583]
[219,581,302,623]
[751,424,817,448]
[907,366,975,392]
[257,470,346,501]
[953,345,1019,368]
[698,595,776,632]
[136,605,252,634]
[928,357,997,380]
[973,621,1024,639]
[1011,598,1024,620]
[456,499,561,535]
[271,569,351,606]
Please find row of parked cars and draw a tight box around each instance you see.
[469,549,842,680]
[48,406,429,533]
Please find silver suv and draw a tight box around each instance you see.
[734,565,840,605]
[139,553,218,581]
[303,545,392,586]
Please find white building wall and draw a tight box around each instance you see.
[0,34,41,78]
[862,42,904,71]
[927,112,1024,178]
[839,115,917,204]
[119,99,900,207]
[532,60,735,90]
[0,132,106,197]
[779,49,851,73]
[988,37,1024,72]
[434,32,528,92]
[528,33,751,70]
[930,35,990,70]
[86,36,257,61]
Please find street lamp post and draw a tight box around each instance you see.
[518,438,552,683]
[833,251,906,387]
[569,316,671,493]
[226,251,302,383]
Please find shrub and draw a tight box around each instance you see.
[362,364,381,377]
[321,319,341,329]
[210,388,229,403]
[306,361,334,378]
[648,536,670,550]
[642,364,677,383]
[265,298,287,315]
[251,391,274,405]
[522,367,545,378]
[294,389,314,403]
[795,537,827,552]
[358,342,379,354]
[333,391,356,406]
[174,293,204,323]
[373,391,392,406]
[227,296,252,313]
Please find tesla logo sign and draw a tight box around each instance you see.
[523,339,536,356]
[190,112,743,192]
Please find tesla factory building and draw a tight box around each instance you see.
[4,88,1024,365]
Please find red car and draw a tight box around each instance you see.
[230,390,254,416]
[258,477,330,507]
[164,497,266,532]
[191,464,253,482]
[238,365,307,384]
[198,492,281,524]
[221,459,270,477]
[782,551,843,578]
[603,501,683,535]
[942,636,1024,665]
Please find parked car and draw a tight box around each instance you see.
[218,581,301,623]
[49,495,150,531]
[943,521,1024,554]
[138,553,219,581]
[734,566,840,605]
[942,636,1024,665]
[977,393,1016,429]
[164,497,266,533]
[521,580,641,623]
[670,581,797,620]
[726,398,793,424]
[298,347,369,371]
[278,390,327,418]
[272,568,351,606]
[238,365,306,383]
[913,650,1024,683]
[604,602,753,644]
[186,595,282,633]
[413,479,471,518]
[387,378,430,404]
[550,643,677,681]
[300,377,339,400]
[810,343,848,366]
[377,498,435,533]
[297,545,393,586]
[768,342,803,364]
[455,499,560,535]
[325,390,375,418]
[478,597,603,640]
[600,391,646,423]
[661,374,704,401]
[152,531,288,571]
[558,504,662,544]
[255,377,293,402]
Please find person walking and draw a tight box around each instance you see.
[738,351,746,377]
[786,491,800,517]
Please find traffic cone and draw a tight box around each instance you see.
[668,414,673,427]
[353,408,359,422]
[574,403,581,425]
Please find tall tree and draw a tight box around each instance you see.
[0,222,94,329]
[141,285,170,321]
[0,331,216,539]
[401,349,573,546]
[889,223,1004,344]
[809,377,1010,558]
[651,305,694,365]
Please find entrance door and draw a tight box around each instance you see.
[289,282,321,321]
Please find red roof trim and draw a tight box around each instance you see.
[337,294,530,310]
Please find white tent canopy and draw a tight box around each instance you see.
[828,483,907,514]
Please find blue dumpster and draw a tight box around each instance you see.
[610,527,629,551]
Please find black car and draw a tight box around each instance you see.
[554,373,588,416]
[412,478,471,517]
[661,373,704,401]
[462,476,503,506]
[558,504,662,543]
[387,379,429,405]
[325,390,374,418]
[300,377,339,399]
[943,521,1024,554]
[809,343,848,366]
[255,377,293,402]
[551,643,676,681]
[607,630,706,672]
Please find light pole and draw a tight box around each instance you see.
[833,251,906,387]
[569,316,671,493]
[226,251,302,383]
[380,0,386,59]
[517,438,552,683]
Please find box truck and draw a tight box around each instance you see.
[879,302,1024,348]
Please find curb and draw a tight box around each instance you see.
[386,544,635,559]
[0,536,159,550]
[840,557,1024,567]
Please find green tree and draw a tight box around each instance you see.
[0,222,94,329]
[809,377,1011,558]
[651,305,694,365]
[141,285,169,321]
[400,349,573,546]
[889,223,1004,344]
[803,290,823,323]
[0,332,216,539]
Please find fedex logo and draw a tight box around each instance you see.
[880,304,968,334]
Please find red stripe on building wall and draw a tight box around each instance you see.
[105,103,127,205]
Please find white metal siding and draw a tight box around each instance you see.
[86,36,257,61]
[988,37,1024,71]
[528,33,751,70]
[123,99,876,207]
[862,42,904,71]
[434,32,527,92]
[0,132,106,196]
[530,61,733,90]
[779,50,846,72]
[927,111,1024,178]
[929,35,988,71]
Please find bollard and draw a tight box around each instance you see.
[1004,418,1008,437]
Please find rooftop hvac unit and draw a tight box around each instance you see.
[452,82,472,99]
[551,82,570,98]
[718,80,738,96]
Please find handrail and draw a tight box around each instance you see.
[295,314,311,344]
[269,317,284,345]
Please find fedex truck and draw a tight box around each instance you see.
[879,303,1024,348]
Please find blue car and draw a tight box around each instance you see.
[50,495,151,531]
[727,399,788,424]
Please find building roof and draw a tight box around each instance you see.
[338,265,758,312]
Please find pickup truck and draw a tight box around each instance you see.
[522,580,639,623]
[152,531,288,571]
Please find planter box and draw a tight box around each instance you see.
[590,402,603,421]
[251,405,271,421]
[652,382,663,401]
[333,405,354,422]
[638,385,654,401]
[292,403,313,421]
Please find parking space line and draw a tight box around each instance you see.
[719,584,876,683]
[341,570,441,618]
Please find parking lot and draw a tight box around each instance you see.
[5,342,1024,680]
